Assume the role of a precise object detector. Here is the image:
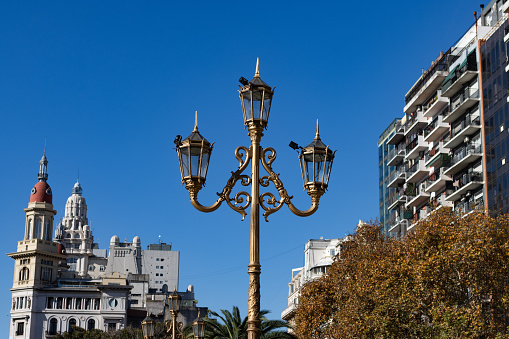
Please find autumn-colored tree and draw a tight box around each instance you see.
[294,209,509,338]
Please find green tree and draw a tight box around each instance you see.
[294,209,509,338]
[189,306,295,339]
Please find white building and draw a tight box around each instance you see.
[281,237,343,329]
[8,154,131,338]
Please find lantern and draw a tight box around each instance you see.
[239,58,274,128]
[167,289,182,313]
[298,121,335,191]
[192,312,206,339]
[141,314,156,339]
[175,112,213,186]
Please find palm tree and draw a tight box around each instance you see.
[183,306,295,339]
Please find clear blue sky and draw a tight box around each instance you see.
[0,0,487,333]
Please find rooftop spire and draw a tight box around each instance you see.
[193,111,199,132]
[254,57,260,78]
[315,119,320,139]
[38,145,48,182]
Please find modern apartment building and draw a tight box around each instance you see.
[378,118,401,235]
[381,0,509,237]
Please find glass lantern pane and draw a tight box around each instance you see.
[180,148,190,177]
[324,158,332,184]
[190,146,202,177]
[263,95,271,121]
[243,92,252,121]
[314,160,324,182]
[200,152,210,178]
[252,90,263,120]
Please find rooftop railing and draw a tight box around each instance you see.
[405,52,450,105]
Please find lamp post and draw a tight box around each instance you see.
[167,289,183,339]
[175,59,335,339]
[192,312,206,339]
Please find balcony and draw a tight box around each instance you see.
[388,167,406,188]
[404,111,428,136]
[388,191,407,210]
[406,182,430,208]
[423,92,449,118]
[444,115,481,149]
[405,135,427,160]
[425,142,450,167]
[444,144,483,176]
[441,55,478,98]
[443,89,479,123]
[424,167,451,193]
[387,144,406,166]
[388,211,412,235]
[387,122,405,145]
[424,114,449,143]
[281,303,297,321]
[455,197,484,216]
[446,172,484,202]
[406,159,428,183]
[404,53,449,114]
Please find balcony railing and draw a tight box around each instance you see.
[405,52,449,105]
[451,145,483,165]
[456,197,484,215]
[441,56,478,94]
[424,167,449,190]
[456,171,483,189]
[451,115,480,138]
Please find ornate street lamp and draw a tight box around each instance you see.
[175,59,335,339]
[141,313,156,339]
[192,312,206,339]
[167,289,183,339]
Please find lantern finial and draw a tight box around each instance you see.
[315,119,320,139]
[254,58,260,78]
[193,111,199,132]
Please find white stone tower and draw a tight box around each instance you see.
[54,180,94,278]
[7,153,65,338]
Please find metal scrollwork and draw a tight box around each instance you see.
[189,146,253,220]
[259,146,321,220]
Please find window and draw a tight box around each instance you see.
[16,322,24,335]
[156,258,160,261]
[99,266,104,272]
[35,219,42,239]
[44,220,51,241]
[41,267,52,281]
[66,297,73,309]
[47,297,54,309]
[49,318,58,335]
[85,298,91,310]
[160,258,164,262]
[156,266,159,269]
[69,319,77,333]
[27,220,32,239]
[87,319,95,331]
[19,267,29,281]
[107,323,116,332]
[56,297,63,309]
[76,298,82,309]
[94,299,100,310]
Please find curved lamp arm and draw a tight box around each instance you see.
[185,146,253,220]
[259,147,324,221]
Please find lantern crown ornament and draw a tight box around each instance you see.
[239,58,275,129]
[297,120,335,194]
[175,112,213,190]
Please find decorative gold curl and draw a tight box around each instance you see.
[259,146,321,220]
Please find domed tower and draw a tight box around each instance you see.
[56,180,94,278]
[24,153,57,241]
[8,153,64,296]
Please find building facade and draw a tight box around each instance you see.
[281,237,343,330]
[8,154,203,338]
[381,0,509,237]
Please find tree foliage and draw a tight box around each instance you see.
[294,209,509,338]
[56,325,143,339]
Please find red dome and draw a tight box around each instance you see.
[58,243,67,255]
[30,181,52,204]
